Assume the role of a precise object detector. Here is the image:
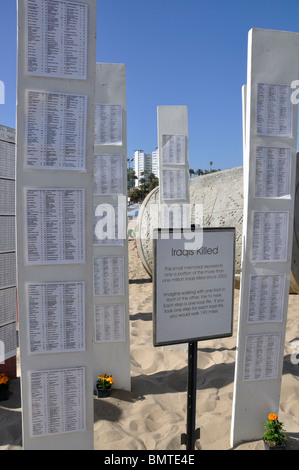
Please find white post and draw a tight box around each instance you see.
[0,125,16,375]
[157,105,190,229]
[93,63,131,391]
[231,28,299,446]
[16,0,97,450]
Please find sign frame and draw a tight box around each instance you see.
[153,227,235,347]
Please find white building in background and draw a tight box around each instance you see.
[134,149,159,187]
[151,147,159,178]
[134,150,152,187]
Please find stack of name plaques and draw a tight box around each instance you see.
[231,28,299,446]
[157,106,190,229]
[0,125,17,378]
[93,63,130,392]
[16,0,97,450]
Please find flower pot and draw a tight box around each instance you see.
[0,389,10,401]
[96,388,111,398]
[263,440,285,450]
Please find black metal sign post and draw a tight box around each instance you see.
[181,341,200,450]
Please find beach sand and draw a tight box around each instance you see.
[1,242,299,450]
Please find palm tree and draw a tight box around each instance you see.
[189,168,195,178]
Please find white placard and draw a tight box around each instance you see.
[29,367,86,437]
[231,28,299,448]
[0,140,15,179]
[254,146,291,198]
[161,134,186,165]
[26,91,87,170]
[243,333,281,381]
[251,211,288,262]
[257,83,293,137]
[26,0,88,79]
[0,253,16,289]
[0,288,16,327]
[162,168,187,200]
[25,189,85,265]
[248,274,285,323]
[93,256,125,296]
[94,155,123,195]
[27,282,85,354]
[94,304,125,343]
[153,228,235,346]
[0,217,15,253]
[0,180,15,215]
[0,322,17,360]
[94,104,122,145]
[93,204,124,246]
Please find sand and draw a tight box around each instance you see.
[1,241,299,450]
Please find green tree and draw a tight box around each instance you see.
[127,168,137,192]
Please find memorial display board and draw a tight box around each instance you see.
[16,0,97,450]
[153,228,235,346]
[230,29,299,446]
[0,125,16,377]
[157,106,189,210]
[92,63,130,392]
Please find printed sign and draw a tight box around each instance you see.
[153,227,235,346]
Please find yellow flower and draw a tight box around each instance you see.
[268,413,278,421]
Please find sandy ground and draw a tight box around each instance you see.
[1,240,299,450]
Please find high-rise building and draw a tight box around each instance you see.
[134,150,152,187]
[151,147,159,178]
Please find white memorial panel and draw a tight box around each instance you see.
[93,256,125,297]
[94,304,125,343]
[256,83,293,137]
[26,0,88,79]
[251,211,288,262]
[29,367,86,437]
[26,91,87,170]
[0,322,17,360]
[162,168,187,201]
[243,333,281,381]
[17,0,97,450]
[94,104,122,145]
[231,29,299,446]
[254,146,291,199]
[247,274,285,323]
[158,106,189,207]
[0,217,15,253]
[0,125,16,376]
[161,134,186,165]
[0,253,16,289]
[27,282,85,354]
[0,288,16,327]
[0,180,15,215]
[0,140,15,179]
[94,154,123,195]
[92,63,130,392]
[25,188,85,265]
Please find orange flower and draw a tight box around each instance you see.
[268,413,278,421]
[0,373,9,385]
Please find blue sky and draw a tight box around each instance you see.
[1,0,299,172]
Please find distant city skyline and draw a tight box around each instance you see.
[133,149,159,187]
